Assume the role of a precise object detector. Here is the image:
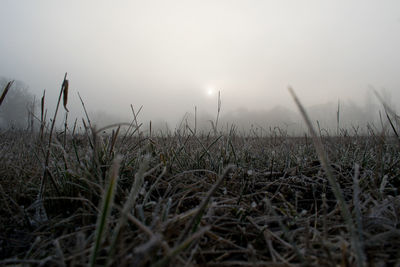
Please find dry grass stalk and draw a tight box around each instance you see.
[214,90,222,135]
[78,92,92,128]
[40,90,46,139]
[288,86,366,267]
[39,73,68,199]
[0,80,13,107]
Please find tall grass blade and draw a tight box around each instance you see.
[194,105,197,135]
[288,87,365,267]
[78,92,92,129]
[337,99,340,136]
[214,90,221,135]
[352,164,366,264]
[39,73,67,199]
[106,155,150,265]
[40,90,46,139]
[385,110,400,146]
[374,90,400,145]
[90,156,121,267]
[0,81,13,107]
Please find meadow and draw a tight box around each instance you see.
[1,76,400,266]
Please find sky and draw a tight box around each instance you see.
[1,0,400,127]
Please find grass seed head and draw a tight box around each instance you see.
[63,79,69,112]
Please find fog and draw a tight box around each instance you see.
[1,1,399,132]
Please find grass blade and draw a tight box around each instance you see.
[90,156,121,267]
[0,81,13,107]
[288,87,365,267]
[177,164,235,243]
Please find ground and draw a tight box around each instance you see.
[1,129,400,266]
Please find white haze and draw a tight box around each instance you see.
[1,0,399,131]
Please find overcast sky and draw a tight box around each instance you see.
[1,0,399,125]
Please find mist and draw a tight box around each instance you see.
[1,0,399,132]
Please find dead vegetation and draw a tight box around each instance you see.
[0,76,400,266]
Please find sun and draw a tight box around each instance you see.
[206,87,214,97]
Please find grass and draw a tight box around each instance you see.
[0,77,400,266]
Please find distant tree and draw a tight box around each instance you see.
[0,78,35,130]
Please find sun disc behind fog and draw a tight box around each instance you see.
[206,87,214,97]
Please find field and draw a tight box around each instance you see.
[1,80,400,266]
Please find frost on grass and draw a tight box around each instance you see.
[1,128,400,266]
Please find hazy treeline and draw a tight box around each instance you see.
[123,98,387,136]
[0,77,393,135]
[0,78,36,129]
